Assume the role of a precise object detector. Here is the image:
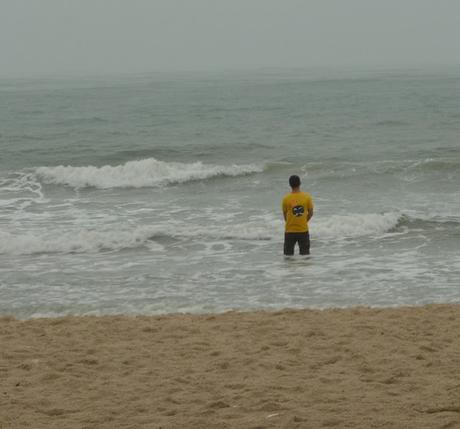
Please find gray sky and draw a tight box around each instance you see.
[1,0,460,76]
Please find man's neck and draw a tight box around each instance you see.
[291,187,301,193]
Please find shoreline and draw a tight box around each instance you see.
[2,304,460,428]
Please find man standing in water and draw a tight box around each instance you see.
[282,175,314,256]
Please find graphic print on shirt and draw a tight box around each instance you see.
[292,204,304,217]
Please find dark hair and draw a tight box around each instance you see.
[289,175,301,188]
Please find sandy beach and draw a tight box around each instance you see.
[1,304,460,428]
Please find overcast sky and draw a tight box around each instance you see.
[1,0,459,76]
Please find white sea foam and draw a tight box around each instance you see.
[0,173,45,205]
[34,158,265,189]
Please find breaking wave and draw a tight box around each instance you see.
[0,212,416,255]
[0,228,159,255]
[314,212,403,239]
[34,158,265,189]
[0,225,271,256]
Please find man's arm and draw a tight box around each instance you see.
[307,196,314,221]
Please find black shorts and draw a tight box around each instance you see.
[284,232,310,256]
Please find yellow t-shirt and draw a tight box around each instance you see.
[282,192,313,233]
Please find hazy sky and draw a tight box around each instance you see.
[1,0,459,76]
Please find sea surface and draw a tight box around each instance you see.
[1,68,459,318]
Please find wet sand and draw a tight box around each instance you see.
[1,304,460,428]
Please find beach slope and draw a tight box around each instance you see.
[1,305,460,428]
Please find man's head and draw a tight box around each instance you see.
[289,175,301,189]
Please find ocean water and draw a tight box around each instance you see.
[1,69,459,318]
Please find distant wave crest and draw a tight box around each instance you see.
[35,158,265,189]
[301,157,460,180]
